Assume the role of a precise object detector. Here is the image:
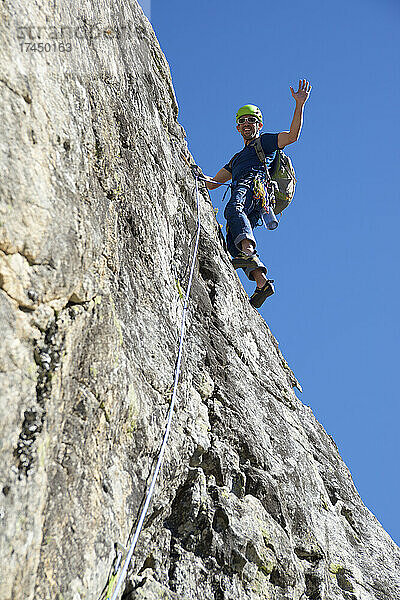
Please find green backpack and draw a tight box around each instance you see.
[252,137,297,215]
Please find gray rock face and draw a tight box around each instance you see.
[0,1,399,599]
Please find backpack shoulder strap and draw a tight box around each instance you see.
[251,137,272,181]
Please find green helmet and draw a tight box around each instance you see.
[236,104,263,123]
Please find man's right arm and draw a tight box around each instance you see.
[205,167,231,190]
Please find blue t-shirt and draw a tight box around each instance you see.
[223,133,279,182]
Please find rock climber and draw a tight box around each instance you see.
[203,79,312,308]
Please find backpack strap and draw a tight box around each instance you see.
[251,137,272,182]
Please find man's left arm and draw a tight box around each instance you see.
[278,79,312,149]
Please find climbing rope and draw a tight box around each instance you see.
[106,171,202,600]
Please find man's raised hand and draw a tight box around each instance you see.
[290,79,312,104]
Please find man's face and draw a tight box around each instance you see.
[236,115,262,141]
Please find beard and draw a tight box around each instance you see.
[242,128,257,140]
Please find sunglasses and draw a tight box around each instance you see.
[237,116,260,124]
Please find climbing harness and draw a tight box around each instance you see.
[106,165,202,600]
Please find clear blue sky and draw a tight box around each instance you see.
[147,0,400,545]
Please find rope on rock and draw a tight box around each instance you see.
[107,172,202,600]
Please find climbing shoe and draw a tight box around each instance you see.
[249,279,275,308]
[232,251,260,271]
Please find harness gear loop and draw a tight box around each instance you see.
[252,176,269,213]
[106,166,202,600]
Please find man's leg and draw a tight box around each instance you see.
[225,184,273,305]
[239,241,274,306]
[240,238,255,255]
[244,212,275,306]
[249,266,268,289]
[224,185,257,254]
[239,239,267,287]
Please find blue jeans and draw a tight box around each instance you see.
[224,178,268,280]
